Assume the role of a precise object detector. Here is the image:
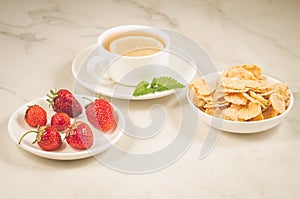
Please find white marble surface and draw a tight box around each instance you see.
[1,0,300,198]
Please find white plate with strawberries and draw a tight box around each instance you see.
[8,91,125,160]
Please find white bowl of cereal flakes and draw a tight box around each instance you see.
[187,64,294,133]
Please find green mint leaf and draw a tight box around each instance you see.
[153,83,169,92]
[152,76,185,89]
[133,76,185,97]
[133,81,155,96]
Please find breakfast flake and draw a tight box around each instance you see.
[225,93,248,105]
[249,91,269,107]
[269,93,285,114]
[189,77,212,96]
[222,77,246,90]
[238,102,261,120]
[189,64,291,121]
[262,106,279,119]
[224,105,239,121]
[250,113,264,121]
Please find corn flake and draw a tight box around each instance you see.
[189,77,213,96]
[222,77,246,90]
[225,93,248,105]
[269,93,285,114]
[238,102,261,120]
[262,106,278,119]
[224,105,240,121]
[250,113,264,121]
[241,64,262,79]
[249,91,269,107]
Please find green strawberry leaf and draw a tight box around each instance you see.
[132,76,185,97]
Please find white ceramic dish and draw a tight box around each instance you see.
[72,44,197,100]
[187,72,294,133]
[8,95,125,160]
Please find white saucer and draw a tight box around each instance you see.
[72,44,169,100]
[8,95,125,160]
[72,30,216,100]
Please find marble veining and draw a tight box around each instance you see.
[113,0,179,27]
[0,20,45,43]
[0,85,28,102]
[0,0,299,198]
[206,0,300,61]
[27,6,83,28]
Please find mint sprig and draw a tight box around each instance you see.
[133,76,185,96]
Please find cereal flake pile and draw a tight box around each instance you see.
[189,64,290,121]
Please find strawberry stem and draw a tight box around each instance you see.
[96,93,102,99]
[18,130,38,145]
[82,97,94,109]
[46,94,53,99]
[82,96,93,103]
[47,89,58,108]
[50,89,56,95]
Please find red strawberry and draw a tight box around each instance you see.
[24,105,47,128]
[51,112,71,131]
[85,98,115,132]
[47,89,82,118]
[65,121,93,149]
[19,126,62,151]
